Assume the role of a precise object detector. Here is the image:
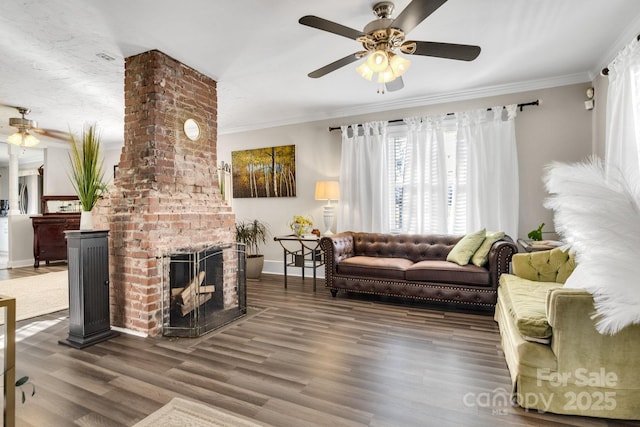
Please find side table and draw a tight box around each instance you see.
[274,234,325,291]
[517,238,564,253]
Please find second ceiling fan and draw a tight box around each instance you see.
[299,0,481,92]
[2,104,69,147]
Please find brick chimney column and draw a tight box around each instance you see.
[95,50,234,336]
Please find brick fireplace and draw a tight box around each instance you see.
[94,50,235,337]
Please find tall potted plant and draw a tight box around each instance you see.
[235,219,269,280]
[68,124,107,230]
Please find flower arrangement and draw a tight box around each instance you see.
[290,215,313,237]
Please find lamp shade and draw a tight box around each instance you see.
[377,66,396,83]
[315,181,340,201]
[366,50,389,72]
[7,131,39,147]
[389,53,411,77]
[356,62,374,81]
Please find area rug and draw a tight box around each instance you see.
[133,398,269,427]
[0,271,68,324]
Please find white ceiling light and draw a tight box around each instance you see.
[356,49,411,86]
[7,108,40,147]
[7,130,39,147]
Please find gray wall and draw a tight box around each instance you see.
[218,82,594,273]
[591,74,608,159]
[30,83,595,273]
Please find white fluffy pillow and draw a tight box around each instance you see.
[544,157,640,334]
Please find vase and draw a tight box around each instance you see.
[80,210,93,230]
[292,223,308,237]
[246,254,265,280]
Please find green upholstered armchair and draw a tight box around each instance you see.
[495,248,640,419]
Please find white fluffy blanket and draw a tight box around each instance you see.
[544,157,640,334]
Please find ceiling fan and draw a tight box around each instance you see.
[299,0,481,92]
[3,105,69,147]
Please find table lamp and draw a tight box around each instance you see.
[315,181,339,236]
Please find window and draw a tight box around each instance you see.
[339,112,518,238]
[387,128,457,233]
[388,134,406,232]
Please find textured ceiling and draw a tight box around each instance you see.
[1,0,640,167]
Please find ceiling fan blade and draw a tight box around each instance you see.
[391,0,448,34]
[32,128,70,141]
[405,41,481,61]
[0,103,22,110]
[386,77,404,92]
[308,53,361,78]
[299,16,364,40]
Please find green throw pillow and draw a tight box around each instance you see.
[446,228,486,266]
[471,231,505,267]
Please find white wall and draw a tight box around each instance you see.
[44,146,120,196]
[8,215,34,267]
[218,82,594,270]
[102,147,121,185]
[0,167,8,199]
[44,147,76,195]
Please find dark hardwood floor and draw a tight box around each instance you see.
[2,266,639,426]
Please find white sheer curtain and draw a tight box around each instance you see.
[338,108,519,238]
[400,116,448,233]
[605,37,640,182]
[338,121,389,232]
[450,105,519,239]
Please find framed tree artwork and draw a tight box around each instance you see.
[231,145,296,198]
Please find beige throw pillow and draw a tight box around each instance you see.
[446,228,486,266]
[471,231,505,267]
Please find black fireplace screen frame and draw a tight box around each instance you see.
[162,243,246,337]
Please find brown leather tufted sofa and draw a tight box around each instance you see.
[320,232,517,310]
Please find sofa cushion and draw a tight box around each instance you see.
[499,274,562,343]
[406,260,491,286]
[471,231,505,267]
[337,256,414,280]
[512,248,576,284]
[352,233,459,262]
[446,228,486,266]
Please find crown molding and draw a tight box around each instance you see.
[219,72,591,135]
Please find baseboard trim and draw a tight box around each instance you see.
[8,258,36,269]
[263,260,325,279]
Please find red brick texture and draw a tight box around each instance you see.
[93,50,234,336]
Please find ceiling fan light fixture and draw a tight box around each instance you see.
[300,0,482,93]
[7,130,39,147]
[377,66,397,83]
[366,49,389,72]
[388,53,411,77]
[356,62,374,81]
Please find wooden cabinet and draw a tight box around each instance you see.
[31,214,80,267]
[31,196,81,268]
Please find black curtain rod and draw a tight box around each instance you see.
[328,100,540,132]
[601,33,640,76]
